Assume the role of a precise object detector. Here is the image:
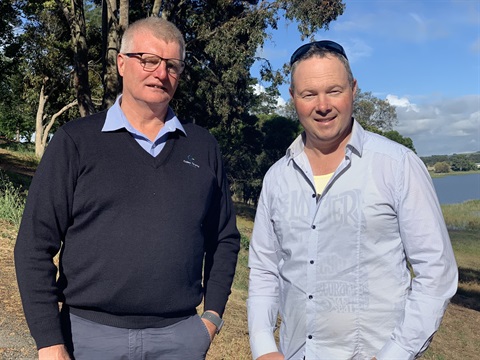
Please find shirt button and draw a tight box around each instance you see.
[310,260,314,264]
[308,335,313,340]
[308,295,313,299]
[311,225,316,229]
[312,193,316,198]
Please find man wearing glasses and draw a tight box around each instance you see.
[15,17,240,360]
[247,41,457,360]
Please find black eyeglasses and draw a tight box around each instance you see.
[290,40,348,66]
[124,52,185,75]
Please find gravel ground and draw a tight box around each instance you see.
[0,224,37,360]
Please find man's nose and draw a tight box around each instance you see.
[152,60,169,78]
[314,95,332,113]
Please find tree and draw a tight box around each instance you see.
[101,0,127,109]
[258,114,301,175]
[7,0,347,198]
[354,88,397,131]
[421,154,450,168]
[383,130,416,153]
[0,1,27,140]
[434,162,450,173]
[160,0,345,198]
[212,113,264,204]
[450,154,476,172]
[278,98,298,120]
[0,70,33,141]
[56,0,95,116]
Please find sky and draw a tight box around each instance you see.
[252,0,480,157]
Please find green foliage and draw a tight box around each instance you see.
[258,114,301,174]
[279,0,346,40]
[0,69,34,141]
[383,130,416,153]
[240,233,250,251]
[0,171,26,228]
[450,154,477,172]
[3,0,346,202]
[353,88,397,131]
[422,153,480,172]
[434,161,450,173]
[232,247,249,292]
[0,1,20,51]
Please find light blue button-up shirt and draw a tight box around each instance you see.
[102,96,186,157]
[247,121,458,360]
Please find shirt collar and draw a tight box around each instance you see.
[285,118,364,162]
[102,95,186,137]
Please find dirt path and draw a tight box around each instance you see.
[0,222,36,360]
[0,148,36,178]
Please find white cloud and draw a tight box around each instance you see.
[252,84,264,95]
[252,83,287,110]
[386,95,419,112]
[391,94,480,156]
[276,96,287,108]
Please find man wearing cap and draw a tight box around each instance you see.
[247,41,458,360]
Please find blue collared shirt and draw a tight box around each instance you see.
[102,96,186,157]
[247,120,458,360]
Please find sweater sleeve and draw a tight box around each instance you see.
[202,141,240,317]
[14,128,79,349]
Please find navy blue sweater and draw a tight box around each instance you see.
[14,111,240,349]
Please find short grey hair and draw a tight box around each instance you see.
[120,17,186,60]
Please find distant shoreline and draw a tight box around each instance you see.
[429,170,480,179]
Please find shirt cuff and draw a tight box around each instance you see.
[377,339,415,360]
[250,329,279,360]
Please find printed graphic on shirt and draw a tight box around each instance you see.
[315,189,369,313]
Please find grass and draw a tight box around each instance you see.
[0,171,26,229]
[442,200,480,231]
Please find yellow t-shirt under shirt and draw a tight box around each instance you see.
[314,173,334,195]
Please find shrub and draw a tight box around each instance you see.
[0,170,26,228]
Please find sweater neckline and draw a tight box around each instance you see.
[121,129,180,169]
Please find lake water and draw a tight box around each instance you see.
[432,173,480,204]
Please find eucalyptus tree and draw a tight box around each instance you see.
[0,0,26,140]
[157,0,345,196]
[12,0,346,196]
[18,3,78,156]
[55,0,95,116]
[383,130,416,153]
[353,88,398,131]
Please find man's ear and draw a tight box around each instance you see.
[117,54,125,77]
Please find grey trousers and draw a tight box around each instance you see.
[66,313,211,360]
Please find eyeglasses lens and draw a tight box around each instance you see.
[138,54,184,75]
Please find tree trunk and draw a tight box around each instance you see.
[38,100,78,158]
[101,0,121,110]
[152,0,162,17]
[58,0,95,117]
[119,0,129,32]
[35,83,48,158]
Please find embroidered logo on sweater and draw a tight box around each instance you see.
[183,155,200,168]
